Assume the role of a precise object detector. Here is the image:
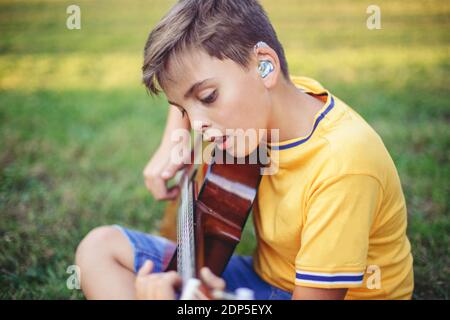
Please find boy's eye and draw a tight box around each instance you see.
[200,90,218,104]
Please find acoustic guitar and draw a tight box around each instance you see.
[161,141,263,299]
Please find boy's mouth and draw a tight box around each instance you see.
[208,135,229,150]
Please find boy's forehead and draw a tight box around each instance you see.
[162,48,238,97]
[164,49,212,86]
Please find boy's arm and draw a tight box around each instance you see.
[160,104,191,146]
[143,105,191,200]
[292,285,347,300]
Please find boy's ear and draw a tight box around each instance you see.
[254,44,281,89]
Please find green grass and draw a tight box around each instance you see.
[0,0,449,299]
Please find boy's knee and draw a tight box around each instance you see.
[75,225,121,265]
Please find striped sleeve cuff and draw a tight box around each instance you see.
[295,270,365,288]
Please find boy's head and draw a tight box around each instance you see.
[142,0,290,156]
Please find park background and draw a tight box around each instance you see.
[0,0,448,299]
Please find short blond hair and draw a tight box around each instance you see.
[142,0,289,95]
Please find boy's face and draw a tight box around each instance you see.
[162,49,272,158]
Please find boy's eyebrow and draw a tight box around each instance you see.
[168,78,215,108]
[184,78,214,98]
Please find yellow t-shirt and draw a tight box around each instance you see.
[252,76,414,299]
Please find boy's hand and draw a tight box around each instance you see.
[143,143,185,200]
[135,260,182,300]
[135,260,226,300]
[199,267,226,292]
[143,106,191,201]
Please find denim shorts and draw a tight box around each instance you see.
[114,225,291,300]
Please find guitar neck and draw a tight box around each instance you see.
[177,173,197,284]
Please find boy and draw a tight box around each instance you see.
[76,0,413,299]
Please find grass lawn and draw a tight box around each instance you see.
[0,0,448,299]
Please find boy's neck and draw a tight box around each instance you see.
[267,77,326,143]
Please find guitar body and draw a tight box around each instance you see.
[164,148,262,278]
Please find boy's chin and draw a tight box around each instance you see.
[220,139,260,159]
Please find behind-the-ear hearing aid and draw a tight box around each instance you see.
[254,41,274,78]
[258,60,274,78]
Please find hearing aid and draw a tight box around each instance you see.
[258,60,274,78]
[254,41,274,78]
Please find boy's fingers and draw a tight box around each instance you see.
[200,267,226,291]
[155,185,179,201]
[161,162,183,180]
[137,260,154,277]
[152,178,171,200]
[164,271,183,287]
[163,155,191,179]
[165,186,180,200]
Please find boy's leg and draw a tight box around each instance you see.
[75,225,176,299]
[75,226,137,299]
[75,225,287,300]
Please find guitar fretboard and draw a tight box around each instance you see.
[177,173,196,286]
